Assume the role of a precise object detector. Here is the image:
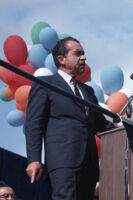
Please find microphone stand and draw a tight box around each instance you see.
[119,96,133,200]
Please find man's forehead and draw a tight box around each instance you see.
[66,40,84,50]
[0,186,14,194]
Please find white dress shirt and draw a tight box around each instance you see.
[58,69,84,99]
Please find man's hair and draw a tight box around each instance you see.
[0,181,8,187]
[52,37,80,68]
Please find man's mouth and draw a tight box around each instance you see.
[79,63,85,68]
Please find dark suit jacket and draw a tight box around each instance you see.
[25,73,114,175]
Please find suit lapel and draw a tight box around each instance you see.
[78,82,93,115]
[54,73,85,111]
[54,73,74,94]
[54,73,91,115]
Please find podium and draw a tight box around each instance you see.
[98,127,133,200]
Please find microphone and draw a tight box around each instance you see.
[130,73,133,80]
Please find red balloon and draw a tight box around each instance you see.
[3,35,28,66]
[76,63,91,83]
[3,70,16,86]
[95,135,101,159]
[13,64,36,87]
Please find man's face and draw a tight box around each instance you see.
[58,40,86,77]
[0,187,16,200]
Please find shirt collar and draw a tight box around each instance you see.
[58,69,72,84]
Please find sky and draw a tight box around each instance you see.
[0,0,133,157]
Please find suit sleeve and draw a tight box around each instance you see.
[25,81,49,164]
[89,87,115,133]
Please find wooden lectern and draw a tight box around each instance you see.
[98,127,133,200]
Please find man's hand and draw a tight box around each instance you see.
[26,161,42,183]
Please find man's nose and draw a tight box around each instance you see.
[81,54,86,60]
[8,195,14,200]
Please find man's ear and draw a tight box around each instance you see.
[57,55,65,65]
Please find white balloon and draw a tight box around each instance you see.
[99,103,112,122]
[119,88,133,98]
[99,103,111,110]
[34,67,53,77]
[104,94,109,102]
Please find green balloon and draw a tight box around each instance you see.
[31,21,51,44]
[58,34,70,40]
[0,87,10,102]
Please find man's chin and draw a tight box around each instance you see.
[78,68,85,75]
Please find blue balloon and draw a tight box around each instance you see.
[7,110,25,127]
[45,53,57,74]
[39,27,59,51]
[85,81,105,103]
[22,122,26,134]
[100,64,124,95]
[29,44,49,68]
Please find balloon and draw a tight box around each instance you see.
[22,123,26,134]
[7,110,25,127]
[100,64,124,95]
[95,135,101,159]
[34,67,53,77]
[3,70,16,86]
[106,92,128,115]
[0,59,10,81]
[29,44,49,68]
[76,64,91,83]
[58,34,70,40]
[104,94,109,102]
[119,88,133,98]
[16,102,27,113]
[99,102,112,122]
[27,44,32,51]
[39,27,59,51]
[31,21,50,44]
[0,66,7,81]
[3,35,28,66]
[0,87,11,102]
[99,102,111,110]
[5,85,16,100]
[85,81,105,103]
[15,86,31,111]
[44,53,57,74]
[13,64,36,87]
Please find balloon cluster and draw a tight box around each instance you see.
[0,21,92,128]
[86,64,132,158]
[0,21,133,157]
[85,64,133,116]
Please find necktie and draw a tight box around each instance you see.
[71,77,86,114]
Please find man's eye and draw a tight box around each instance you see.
[75,51,84,56]
[3,194,9,198]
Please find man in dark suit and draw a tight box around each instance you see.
[26,37,114,200]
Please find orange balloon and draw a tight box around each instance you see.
[15,85,31,108]
[5,85,17,100]
[0,59,10,82]
[106,92,128,115]
[16,102,27,112]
